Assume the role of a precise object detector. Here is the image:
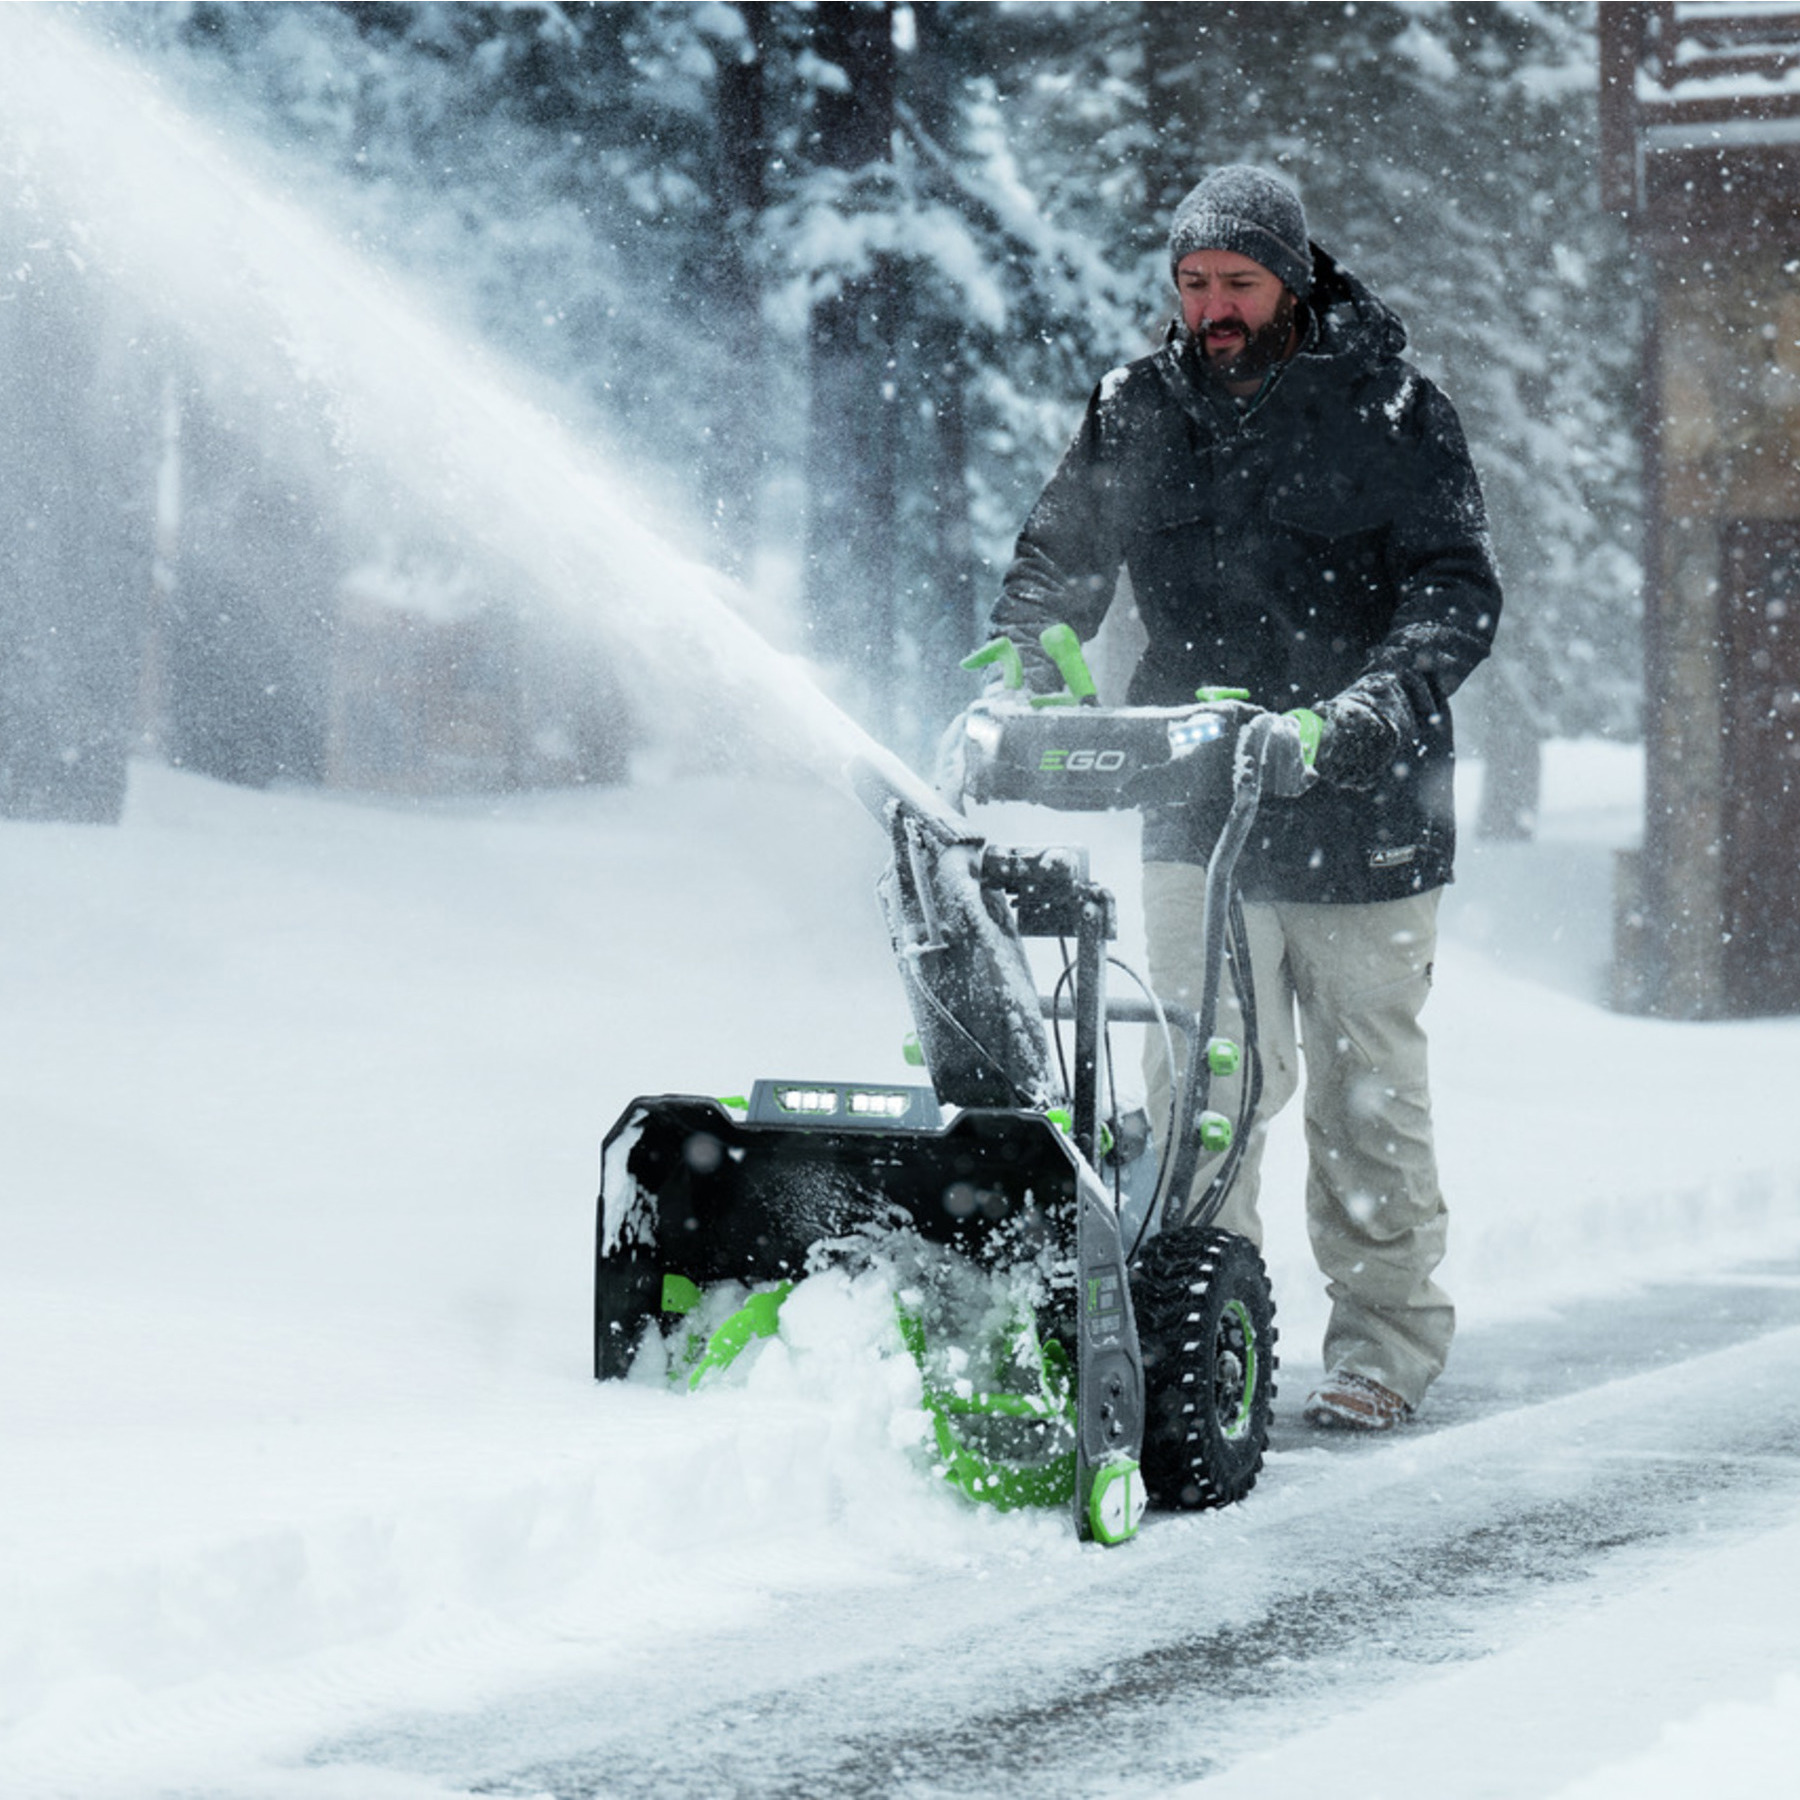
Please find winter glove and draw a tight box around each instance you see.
[1260,711,1318,800]
[1313,679,1407,791]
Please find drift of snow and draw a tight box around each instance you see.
[2,8,1798,1795]
[0,6,934,819]
[4,740,1800,1799]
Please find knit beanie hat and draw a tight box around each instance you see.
[1167,165,1313,298]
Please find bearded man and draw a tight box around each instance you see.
[988,165,1502,1430]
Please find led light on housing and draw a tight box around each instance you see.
[777,1087,839,1115]
[848,1090,910,1118]
[964,711,1004,758]
[1168,713,1227,758]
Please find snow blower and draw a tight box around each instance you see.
[592,626,1310,1545]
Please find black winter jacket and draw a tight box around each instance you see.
[991,246,1501,904]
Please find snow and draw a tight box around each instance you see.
[0,7,909,814]
[2,9,1798,1794]
[4,740,1800,1799]
[1182,1423,1800,1800]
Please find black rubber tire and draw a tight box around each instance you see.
[1130,1226,1277,1509]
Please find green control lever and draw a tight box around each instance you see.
[1035,623,1100,709]
[960,637,1025,690]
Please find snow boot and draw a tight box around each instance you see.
[1302,1369,1413,1431]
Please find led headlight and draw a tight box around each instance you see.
[1167,712,1227,758]
[848,1090,911,1119]
[776,1086,839,1115]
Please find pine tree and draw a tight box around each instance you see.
[93,1,1639,799]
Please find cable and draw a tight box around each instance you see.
[1048,938,1077,1098]
[1103,953,1180,1264]
[907,956,1047,1113]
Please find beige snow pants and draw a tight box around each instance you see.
[1142,869,1453,1408]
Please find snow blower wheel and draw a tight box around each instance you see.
[1130,1226,1277,1510]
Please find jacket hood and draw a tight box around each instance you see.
[1303,242,1408,366]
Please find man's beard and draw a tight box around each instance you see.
[1198,291,1298,384]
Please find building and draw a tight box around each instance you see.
[1601,2,1800,1016]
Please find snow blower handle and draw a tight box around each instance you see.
[960,626,1099,709]
[1035,623,1100,708]
[1261,708,1321,800]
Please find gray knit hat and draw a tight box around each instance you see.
[1167,165,1313,298]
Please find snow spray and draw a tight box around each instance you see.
[0,10,944,818]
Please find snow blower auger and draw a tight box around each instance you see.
[593,624,1311,1544]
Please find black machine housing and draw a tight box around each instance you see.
[593,695,1301,1539]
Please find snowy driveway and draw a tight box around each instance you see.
[313,1261,1800,1799]
[6,751,1800,1799]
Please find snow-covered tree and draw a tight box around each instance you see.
[70,0,1637,807]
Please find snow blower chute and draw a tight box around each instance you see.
[593,627,1310,1544]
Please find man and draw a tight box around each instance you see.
[989,165,1500,1430]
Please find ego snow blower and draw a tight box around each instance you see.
[592,626,1312,1545]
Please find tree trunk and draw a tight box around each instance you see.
[0,220,147,824]
[905,2,978,736]
[1140,1,1199,226]
[708,3,770,578]
[164,395,332,791]
[1474,681,1543,841]
[917,311,977,723]
[802,2,897,731]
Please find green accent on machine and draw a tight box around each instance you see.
[1083,1455,1148,1546]
[1206,1037,1241,1078]
[1198,1111,1234,1154]
[958,624,1101,711]
[1194,685,1251,703]
[895,1304,1078,1512]
[1216,1299,1261,1442]
[661,1273,703,1315]
[901,1033,925,1067]
[683,1282,795,1391]
[960,636,1025,689]
[1034,623,1100,709]
[1285,706,1325,770]
[1045,1108,1118,1161]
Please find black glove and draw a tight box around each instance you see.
[1260,711,1317,799]
[1314,679,1406,790]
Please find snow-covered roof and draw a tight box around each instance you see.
[1603,4,1800,211]
[1636,2,1800,117]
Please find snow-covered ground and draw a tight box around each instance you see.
[5,739,1800,1799]
[4,12,1799,1794]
